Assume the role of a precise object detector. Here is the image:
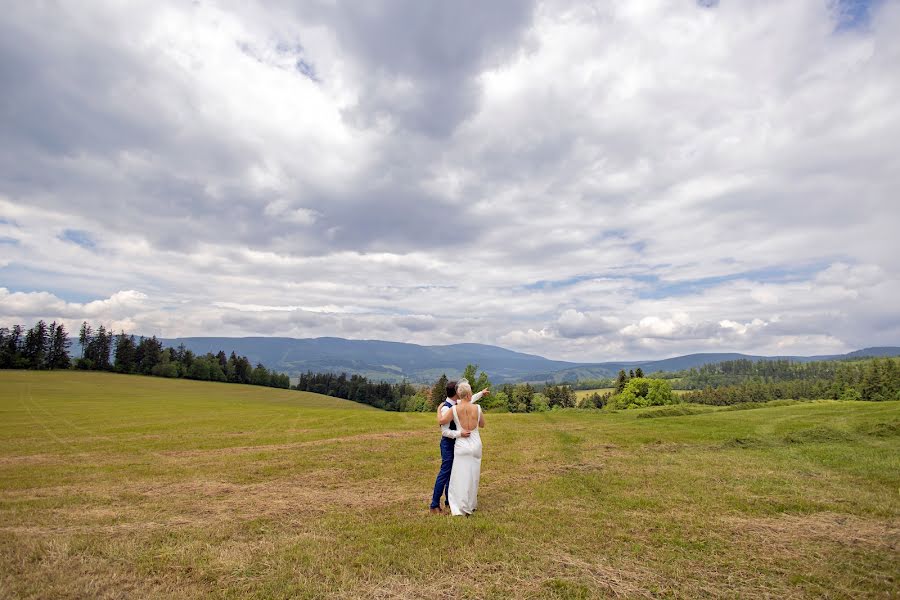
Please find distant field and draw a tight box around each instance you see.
[1,371,898,598]
[574,387,614,400]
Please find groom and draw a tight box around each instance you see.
[429,380,487,514]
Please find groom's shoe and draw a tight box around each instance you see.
[429,507,443,515]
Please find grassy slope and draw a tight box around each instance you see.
[0,371,898,599]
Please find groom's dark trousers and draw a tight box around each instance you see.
[430,436,454,509]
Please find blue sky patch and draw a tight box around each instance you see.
[834,0,878,30]
[296,59,319,82]
[638,262,836,300]
[60,229,95,249]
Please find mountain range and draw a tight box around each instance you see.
[161,336,900,384]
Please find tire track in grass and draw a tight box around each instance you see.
[17,390,82,454]
[24,384,106,440]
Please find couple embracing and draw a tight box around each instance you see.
[429,378,489,516]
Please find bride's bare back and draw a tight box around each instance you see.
[456,401,482,431]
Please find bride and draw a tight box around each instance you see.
[447,379,486,516]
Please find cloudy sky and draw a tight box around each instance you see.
[1,0,898,361]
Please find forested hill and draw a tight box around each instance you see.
[161,337,576,383]
[161,336,900,383]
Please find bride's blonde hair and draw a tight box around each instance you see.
[456,378,473,400]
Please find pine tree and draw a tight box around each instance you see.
[47,322,71,369]
[616,369,628,393]
[635,367,644,378]
[23,320,49,369]
[114,333,136,373]
[462,364,491,393]
[431,374,449,409]
[78,321,91,359]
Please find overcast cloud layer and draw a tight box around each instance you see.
[1,0,898,361]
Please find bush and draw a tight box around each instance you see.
[610,378,676,409]
[839,387,862,401]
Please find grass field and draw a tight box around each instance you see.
[1,371,898,599]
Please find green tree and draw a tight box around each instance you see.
[431,374,449,409]
[531,393,549,412]
[47,322,71,370]
[582,391,608,409]
[114,332,136,373]
[188,358,211,380]
[512,383,535,412]
[480,390,510,412]
[613,378,675,409]
[78,321,91,359]
[251,363,271,386]
[635,367,644,378]
[23,320,49,369]
[462,364,491,393]
[615,369,628,393]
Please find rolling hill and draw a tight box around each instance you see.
[161,336,900,384]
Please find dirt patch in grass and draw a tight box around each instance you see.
[0,453,60,466]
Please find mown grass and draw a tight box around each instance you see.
[1,371,898,599]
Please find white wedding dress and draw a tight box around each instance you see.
[448,404,482,516]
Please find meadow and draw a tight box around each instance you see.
[1,371,897,599]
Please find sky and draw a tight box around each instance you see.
[1,0,898,362]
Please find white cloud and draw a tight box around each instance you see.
[0,0,898,361]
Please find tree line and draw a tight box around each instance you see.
[294,364,588,413]
[1,320,289,389]
[294,371,428,411]
[0,321,71,370]
[655,357,861,389]
[680,357,900,404]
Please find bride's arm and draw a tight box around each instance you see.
[478,406,486,429]
[472,389,490,403]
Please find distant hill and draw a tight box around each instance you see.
[161,336,900,384]
[538,347,900,383]
[162,337,576,383]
